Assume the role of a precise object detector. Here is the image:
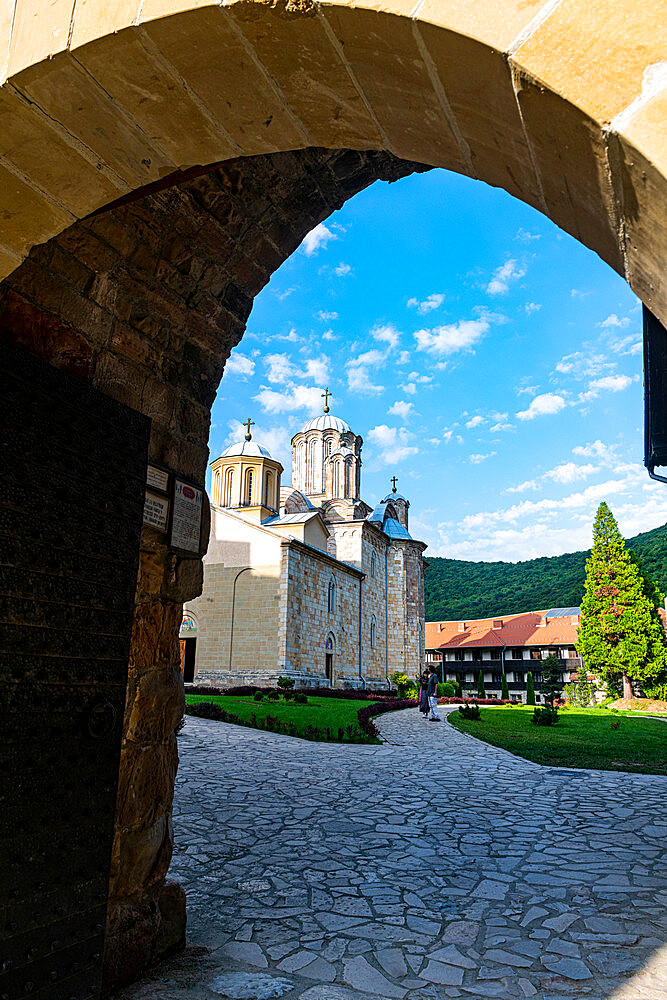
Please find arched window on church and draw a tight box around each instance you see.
[326,439,333,457]
[345,457,353,497]
[245,469,254,505]
[328,576,336,614]
[325,633,335,682]
[370,614,377,650]
[224,469,234,506]
[371,552,376,578]
[308,439,316,492]
[264,471,273,508]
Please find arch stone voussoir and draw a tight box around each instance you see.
[0,0,663,322]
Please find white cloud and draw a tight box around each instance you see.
[224,351,255,379]
[224,419,291,465]
[466,415,485,429]
[555,350,612,380]
[578,373,637,402]
[516,393,566,420]
[254,384,323,415]
[346,349,386,395]
[407,293,445,315]
[301,223,336,256]
[525,302,542,315]
[469,452,496,464]
[265,353,294,384]
[609,334,642,356]
[367,424,418,464]
[544,462,598,484]
[505,479,539,494]
[372,323,401,348]
[317,310,338,321]
[516,384,539,396]
[442,429,454,444]
[264,353,328,385]
[486,258,525,295]
[415,317,489,356]
[275,287,296,301]
[403,383,417,396]
[515,228,541,242]
[334,262,352,277]
[388,400,414,420]
[599,313,631,329]
[573,439,617,460]
[322,330,337,341]
[490,421,514,432]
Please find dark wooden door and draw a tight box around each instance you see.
[0,344,150,1000]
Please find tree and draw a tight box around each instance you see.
[577,502,667,699]
[501,672,509,700]
[477,670,486,698]
[576,669,591,707]
[455,677,463,698]
[526,670,535,706]
[541,654,563,706]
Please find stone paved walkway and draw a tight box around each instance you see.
[119,708,667,1000]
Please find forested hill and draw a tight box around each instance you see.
[425,522,667,621]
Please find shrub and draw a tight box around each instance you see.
[531,706,558,726]
[438,682,455,697]
[477,672,486,699]
[295,693,308,704]
[391,671,414,698]
[277,676,295,690]
[283,689,295,700]
[458,702,481,721]
[501,673,509,700]
[643,680,667,700]
[454,679,463,698]
[526,671,535,706]
[253,690,264,702]
[266,689,280,700]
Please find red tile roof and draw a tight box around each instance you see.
[426,611,580,651]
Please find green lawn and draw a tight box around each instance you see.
[448,705,667,775]
[185,693,378,743]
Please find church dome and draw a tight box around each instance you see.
[220,440,273,459]
[382,492,408,503]
[300,413,350,434]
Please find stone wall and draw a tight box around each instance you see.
[281,540,363,686]
[0,147,421,989]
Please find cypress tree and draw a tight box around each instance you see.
[526,671,535,705]
[455,678,463,698]
[501,672,509,700]
[541,654,564,707]
[477,670,486,698]
[576,668,590,707]
[577,502,667,699]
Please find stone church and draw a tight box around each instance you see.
[181,402,427,689]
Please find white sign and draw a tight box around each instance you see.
[171,479,203,552]
[147,464,169,493]
[143,490,169,532]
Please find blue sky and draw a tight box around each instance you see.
[209,168,666,562]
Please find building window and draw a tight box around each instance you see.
[371,552,376,578]
[328,576,336,614]
[224,469,234,506]
[325,633,335,681]
[264,471,273,508]
[370,615,377,650]
[245,469,254,505]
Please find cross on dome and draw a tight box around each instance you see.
[321,387,332,413]
[391,476,398,493]
[243,416,255,441]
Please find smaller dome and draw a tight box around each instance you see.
[382,492,408,503]
[220,440,273,459]
[300,413,351,434]
[330,445,355,459]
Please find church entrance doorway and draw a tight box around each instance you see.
[325,635,335,684]
[180,639,197,684]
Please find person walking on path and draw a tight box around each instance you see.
[427,666,440,722]
[418,670,430,718]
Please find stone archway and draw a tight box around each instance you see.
[0,0,665,991]
[0,0,665,323]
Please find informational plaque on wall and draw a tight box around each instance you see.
[143,490,170,532]
[171,478,203,553]
[147,464,170,493]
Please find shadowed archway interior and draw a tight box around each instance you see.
[0,0,665,991]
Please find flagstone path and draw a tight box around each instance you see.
[119,707,667,1000]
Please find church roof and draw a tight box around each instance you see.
[263,511,323,526]
[382,492,408,503]
[300,413,351,434]
[365,504,414,539]
[330,445,355,459]
[220,439,273,459]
